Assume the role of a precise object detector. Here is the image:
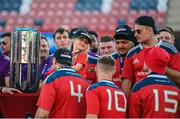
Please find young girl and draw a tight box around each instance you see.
[71,30,91,78]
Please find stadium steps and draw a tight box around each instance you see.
[167,0,180,30]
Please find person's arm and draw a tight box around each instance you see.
[0,87,22,95]
[86,114,98,119]
[121,78,132,95]
[165,67,180,87]
[35,107,49,118]
[72,63,84,71]
[5,76,10,88]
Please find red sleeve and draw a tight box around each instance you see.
[77,52,87,66]
[37,82,56,112]
[129,92,141,118]
[86,89,99,115]
[122,57,135,81]
[168,53,180,71]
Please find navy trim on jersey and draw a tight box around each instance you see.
[126,44,141,58]
[111,52,119,59]
[87,80,120,91]
[45,67,85,84]
[159,41,177,54]
[132,73,177,92]
[88,55,98,64]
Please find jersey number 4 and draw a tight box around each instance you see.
[107,89,127,112]
[70,80,83,103]
[153,89,178,113]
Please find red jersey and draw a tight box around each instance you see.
[86,80,127,118]
[86,52,123,87]
[129,73,180,118]
[86,54,98,83]
[73,51,88,78]
[122,40,180,83]
[37,67,89,118]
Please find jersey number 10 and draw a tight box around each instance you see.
[106,89,127,112]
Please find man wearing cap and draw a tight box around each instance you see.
[159,26,175,45]
[121,16,180,94]
[114,25,137,76]
[71,29,91,78]
[36,48,89,118]
[129,47,179,118]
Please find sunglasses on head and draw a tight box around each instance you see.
[0,41,8,45]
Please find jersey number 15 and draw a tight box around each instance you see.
[153,89,178,113]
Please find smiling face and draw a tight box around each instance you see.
[73,37,90,52]
[40,38,49,60]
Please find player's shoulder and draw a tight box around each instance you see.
[45,67,85,84]
[132,73,178,92]
[126,44,142,58]
[87,80,120,91]
[88,54,99,64]
[111,52,119,59]
[159,40,177,54]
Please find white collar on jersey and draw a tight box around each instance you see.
[147,74,167,79]
[57,67,76,72]
[98,79,115,84]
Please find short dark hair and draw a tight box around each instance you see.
[159,26,174,36]
[1,32,11,38]
[97,55,116,73]
[97,55,116,67]
[100,35,114,43]
[53,28,69,39]
[41,36,49,46]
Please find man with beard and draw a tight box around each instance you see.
[114,25,137,75]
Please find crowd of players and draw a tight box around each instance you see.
[0,15,179,118]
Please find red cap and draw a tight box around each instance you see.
[144,47,170,74]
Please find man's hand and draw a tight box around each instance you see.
[2,87,22,95]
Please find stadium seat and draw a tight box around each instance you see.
[0,0,167,33]
[0,19,6,28]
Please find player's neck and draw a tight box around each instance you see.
[97,74,113,81]
[142,36,158,48]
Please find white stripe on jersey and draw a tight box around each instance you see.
[147,74,168,79]
[159,40,177,53]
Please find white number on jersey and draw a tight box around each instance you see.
[70,80,83,103]
[107,89,127,112]
[153,89,178,113]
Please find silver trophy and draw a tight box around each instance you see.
[10,28,40,92]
